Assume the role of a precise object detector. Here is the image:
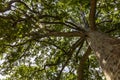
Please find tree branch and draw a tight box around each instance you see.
[75,40,85,62]
[35,40,67,54]
[77,46,92,80]
[40,21,78,30]
[79,5,89,29]
[56,38,85,80]
[5,39,32,47]
[31,31,85,38]
[38,15,61,20]
[0,0,20,12]
[96,20,112,25]
[65,21,85,31]
[89,0,97,30]
[30,59,61,78]
[105,28,117,33]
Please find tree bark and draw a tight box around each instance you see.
[87,30,120,80]
[77,46,91,80]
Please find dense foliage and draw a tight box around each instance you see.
[0,0,120,80]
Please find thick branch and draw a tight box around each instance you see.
[31,31,85,38]
[89,0,97,30]
[77,46,92,80]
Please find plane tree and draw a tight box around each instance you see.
[0,0,120,80]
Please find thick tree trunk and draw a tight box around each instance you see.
[86,31,120,80]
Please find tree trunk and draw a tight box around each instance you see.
[86,31,120,80]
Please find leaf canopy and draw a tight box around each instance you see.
[0,0,120,80]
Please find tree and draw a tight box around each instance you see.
[0,0,120,80]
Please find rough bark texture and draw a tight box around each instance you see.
[87,31,120,80]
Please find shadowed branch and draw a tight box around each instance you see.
[77,46,92,80]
